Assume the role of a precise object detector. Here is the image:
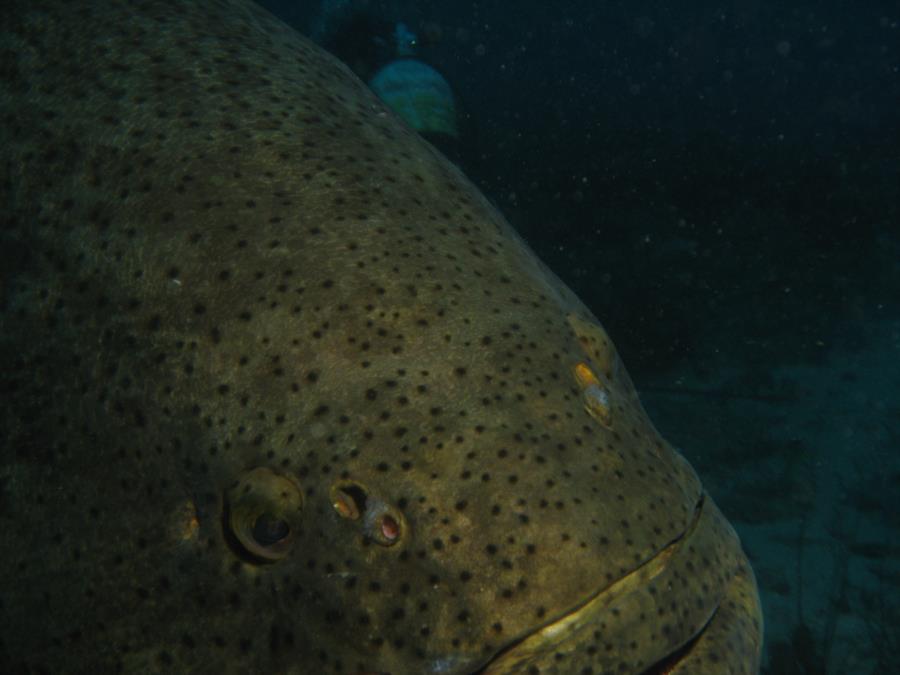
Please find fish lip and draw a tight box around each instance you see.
[473,497,709,675]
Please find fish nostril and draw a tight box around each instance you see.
[363,500,405,547]
[573,362,613,428]
[330,481,369,520]
[331,481,406,546]
[380,514,400,542]
[582,383,612,427]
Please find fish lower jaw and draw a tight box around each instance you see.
[473,496,725,675]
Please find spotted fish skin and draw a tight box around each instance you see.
[0,1,762,673]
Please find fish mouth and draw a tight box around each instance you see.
[474,495,720,675]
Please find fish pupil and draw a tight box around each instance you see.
[252,513,290,546]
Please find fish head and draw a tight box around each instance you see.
[0,1,761,673]
[172,258,733,675]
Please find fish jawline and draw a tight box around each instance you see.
[474,497,709,675]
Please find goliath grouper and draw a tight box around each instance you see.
[0,1,762,673]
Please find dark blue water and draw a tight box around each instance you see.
[261,1,898,672]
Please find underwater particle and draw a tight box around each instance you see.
[573,362,613,428]
[225,467,303,562]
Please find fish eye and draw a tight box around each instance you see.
[224,467,303,563]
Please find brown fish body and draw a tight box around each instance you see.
[0,1,761,673]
